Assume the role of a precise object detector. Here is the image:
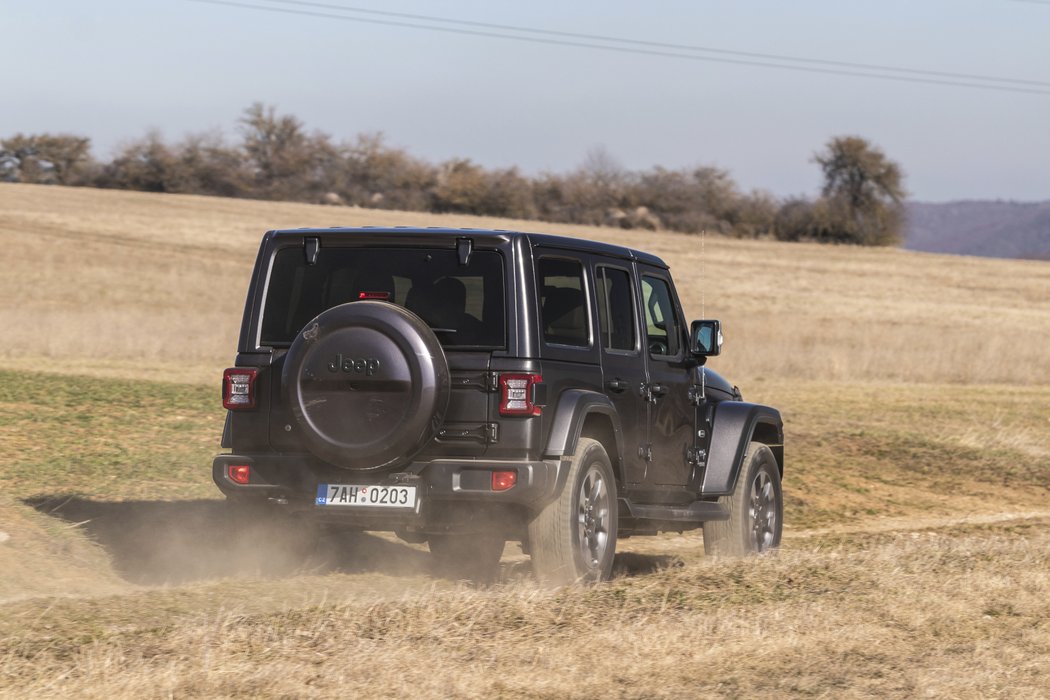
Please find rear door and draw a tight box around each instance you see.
[257,240,507,458]
[593,262,649,485]
[638,266,694,487]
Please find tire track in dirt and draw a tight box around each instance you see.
[614,509,1050,558]
[787,509,1050,539]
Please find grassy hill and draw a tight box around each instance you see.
[1,183,1048,697]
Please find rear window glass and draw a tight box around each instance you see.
[595,266,636,352]
[260,246,505,348]
[537,257,589,348]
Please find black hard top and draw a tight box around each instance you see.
[267,226,668,269]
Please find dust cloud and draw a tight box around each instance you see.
[27,496,681,587]
[27,496,435,585]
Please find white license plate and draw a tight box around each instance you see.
[316,483,416,509]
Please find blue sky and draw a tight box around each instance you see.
[3,0,1048,201]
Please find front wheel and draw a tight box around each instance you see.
[528,438,618,585]
[703,441,783,556]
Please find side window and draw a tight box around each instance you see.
[538,257,589,347]
[642,275,681,357]
[595,266,636,352]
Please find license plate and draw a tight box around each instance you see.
[316,484,416,509]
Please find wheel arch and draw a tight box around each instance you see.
[701,401,783,497]
[544,389,625,485]
[751,421,784,478]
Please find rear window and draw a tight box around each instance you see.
[595,266,636,352]
[260,246,506,349]
[537,257,589,348]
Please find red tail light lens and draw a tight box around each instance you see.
[223,368,258,410]
[491,470,517,491]
[228,464,251,485]
[499,373,542,416]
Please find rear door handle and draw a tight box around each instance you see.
[606,379,628,393]
[650,383,668,397]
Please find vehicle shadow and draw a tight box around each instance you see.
[26,496,433,586]
[613,551,685,578]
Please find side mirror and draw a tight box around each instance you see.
[689,320,722,356]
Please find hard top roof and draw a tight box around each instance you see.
[267,226,668,268]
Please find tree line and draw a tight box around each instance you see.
[0,103,906,246]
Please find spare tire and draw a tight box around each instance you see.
[282,301,450,470]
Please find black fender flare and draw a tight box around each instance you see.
[543,389,625,479]
[701,401,784,497]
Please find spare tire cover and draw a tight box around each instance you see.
[282,301,450,470]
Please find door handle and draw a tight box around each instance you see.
[606,379,628,393]
[650,383,668,398]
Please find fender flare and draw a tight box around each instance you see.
[701,401,784,497]
[544,388,625,468]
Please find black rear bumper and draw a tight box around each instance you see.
[212,453,565,535]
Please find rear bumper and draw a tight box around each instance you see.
[212,453,565,535]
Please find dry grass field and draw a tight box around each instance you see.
[2,521,1047,698]
[2,183,1048,384]
[1,183,1048,698]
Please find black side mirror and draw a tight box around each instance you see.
[689,320,722,356]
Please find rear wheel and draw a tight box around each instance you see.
[528,438,618,585]
[703,441,782,556]
[428,533,505,583]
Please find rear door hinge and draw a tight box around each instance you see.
[452,371,500,392]
[638,444,653,462]
[437,423,499,444]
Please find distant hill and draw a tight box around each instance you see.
[905,200,1050,260]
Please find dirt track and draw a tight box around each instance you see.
[24,494,1050,595]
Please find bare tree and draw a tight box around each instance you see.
[172,131,252,198]
[341,132,437,211]
[239,103,315,200]
[815,136,907,245]
[96,131,176,192]
[0,133,92,184]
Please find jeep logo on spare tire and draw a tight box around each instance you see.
[327,354,381,376]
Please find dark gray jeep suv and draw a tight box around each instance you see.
[214,227,784,583]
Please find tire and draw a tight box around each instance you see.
[528,438,618,585]
[703,441,783,557]
[282,300,450,470]
[429,533,505,584]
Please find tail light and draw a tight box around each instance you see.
[227,464,251,485]
[223,368,258,410]
[492,470,517,492]
[499,373,542,416]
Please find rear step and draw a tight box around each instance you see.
[621,499,729,523]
